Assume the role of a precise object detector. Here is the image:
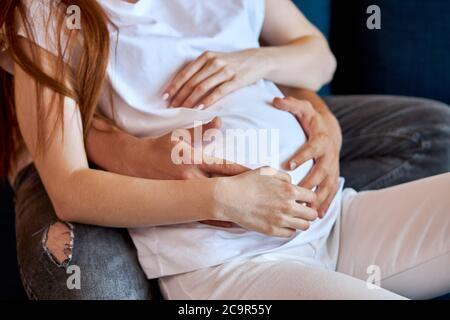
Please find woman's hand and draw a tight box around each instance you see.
[163,0,338,109]
[163,49,271,109]
[214,167,318,238]
[273,95,341,218]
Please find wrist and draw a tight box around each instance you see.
[324,114,342,149]
[255,47,276,79]
[313,104,342,150]
[208,176,231,221]
[188,177,225,221]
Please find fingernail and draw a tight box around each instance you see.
[162,93,170,101]
[290,161,297,170]
[195,104,205,110]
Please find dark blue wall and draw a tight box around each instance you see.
[294,0,450,105]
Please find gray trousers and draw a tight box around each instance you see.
[14,95,450,299]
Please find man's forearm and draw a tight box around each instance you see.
[85,114,138,176]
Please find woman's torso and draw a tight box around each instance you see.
[96,0,343,278]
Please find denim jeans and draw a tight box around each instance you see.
[14,165,151,300]
[325,95,450,190]
[14,95,450,300]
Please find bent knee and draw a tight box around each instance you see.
[406,98,450,130]
[404,98,450,151]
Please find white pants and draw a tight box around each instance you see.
[160,174,450,300]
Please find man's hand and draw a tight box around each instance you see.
[86,115,249,228]
[273,91,342,218]
[88,115,249,180]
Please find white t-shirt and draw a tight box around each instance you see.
[1,0,344,278]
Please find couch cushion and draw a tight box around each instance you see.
[0,182,27,299]
[330,0,450,105]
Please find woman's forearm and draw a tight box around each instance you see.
[53,167,217,227]
[259,0,337,91]
[260,36,337,91]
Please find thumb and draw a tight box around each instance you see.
[273,97,314,123]
[187,116,222,138]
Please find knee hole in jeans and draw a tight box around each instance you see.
[42,221,74,268]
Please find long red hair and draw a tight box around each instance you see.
[0,0,111,179]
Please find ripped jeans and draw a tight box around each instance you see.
[13,95,450,300]
[14,165,150,300]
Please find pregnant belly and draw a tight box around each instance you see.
[127,82,328,279]
[204,80,313,184]
[110,79,313,182]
